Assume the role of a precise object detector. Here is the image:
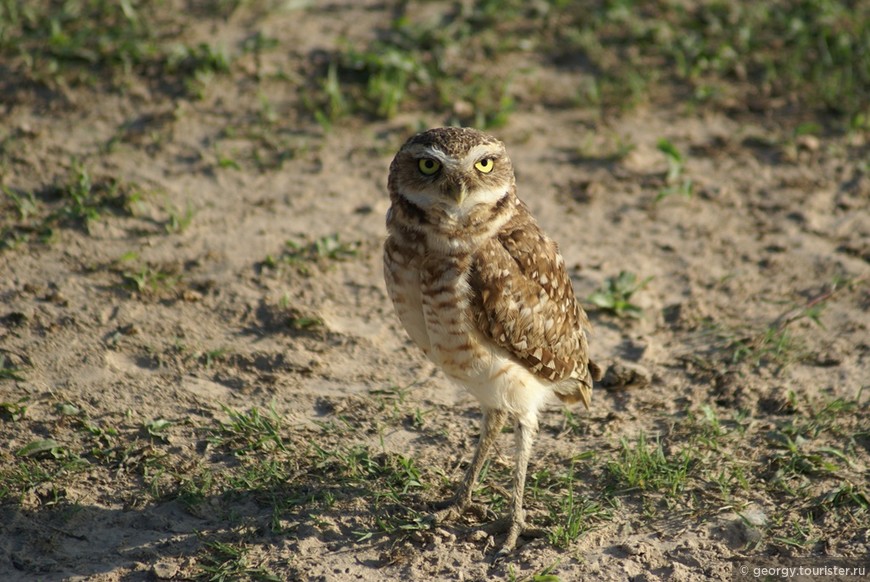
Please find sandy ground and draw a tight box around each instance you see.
[1,2,868,581]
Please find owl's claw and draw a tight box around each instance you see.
[428,496,493,525]
[428,499,545,562]
[430,502,465,525]
[484,515,547,563]
[430,494,464,512]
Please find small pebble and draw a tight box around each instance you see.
[152,560,178,580]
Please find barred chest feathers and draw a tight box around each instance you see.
[385,220,557,420]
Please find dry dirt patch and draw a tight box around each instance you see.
[1,1,868,581]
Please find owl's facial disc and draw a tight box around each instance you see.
[398,140,510,212]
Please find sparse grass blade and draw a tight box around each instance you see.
[260,234,361,275]
[655,138,693,202]
[198,541,281,582]
[588,271,652,318]
[0,355,25,381]
[0,396,28,421]
[164,201,195,233]
[211,405,288,454]
[606,432,693,498]
[548,469,610,547]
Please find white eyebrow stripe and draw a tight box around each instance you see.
[404,142,503,170]
[422,147,458,169]
[464,143,500,164]
[404,144,458,170]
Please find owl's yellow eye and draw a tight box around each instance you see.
[475,158,494,173]
[418,158,441,175]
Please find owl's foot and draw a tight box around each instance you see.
[483,515,547,563]
[428,496,492,525]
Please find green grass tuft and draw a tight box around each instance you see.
[606,432,694,498]
[588,271,653,319]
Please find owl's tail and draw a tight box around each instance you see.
[555,360,600,409]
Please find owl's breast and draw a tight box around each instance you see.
[418,254,480,372]
[421,256,553,415]
[386,229,486,375]
[417,257,502,388]
[384,241,429,353]
[385,238,555,416]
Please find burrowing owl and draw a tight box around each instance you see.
[383,127,601,557]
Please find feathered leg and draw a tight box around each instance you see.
[495,416,537,558]
[434,408,508,521]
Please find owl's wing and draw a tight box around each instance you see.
[470,206,601,406]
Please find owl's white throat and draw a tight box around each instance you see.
[400,184,508,217]
[462,184,509,208]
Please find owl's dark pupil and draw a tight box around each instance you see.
[424,160,434,168]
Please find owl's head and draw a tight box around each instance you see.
[388,127,515,215]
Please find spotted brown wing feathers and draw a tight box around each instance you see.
[470,209,599,406]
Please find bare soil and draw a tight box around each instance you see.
[1,2,868,581]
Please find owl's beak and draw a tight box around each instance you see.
[444,180,467,205]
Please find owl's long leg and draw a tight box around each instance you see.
[433,408,508,522]
[495,416,537,558]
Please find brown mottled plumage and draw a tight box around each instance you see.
[383,127,601,558]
